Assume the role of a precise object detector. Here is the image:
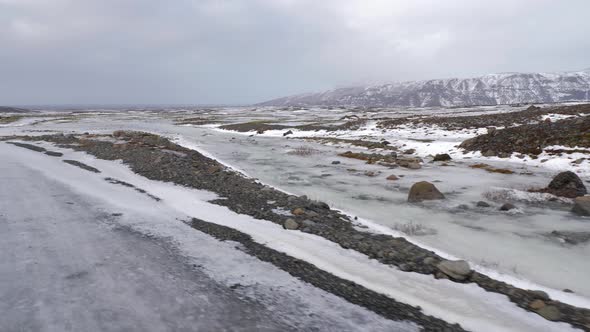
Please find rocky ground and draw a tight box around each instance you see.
[218,117,367,133]
[370,104,590,159]
[460,115,589,157]
[0,115,23,124]
[4,131,590,331]
[377,104,590,130]
[190,218,461,331]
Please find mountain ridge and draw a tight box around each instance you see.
[259,69,590,108]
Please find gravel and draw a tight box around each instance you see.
[190,217,464,331]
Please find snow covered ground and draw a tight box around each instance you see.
[1,104,589,331]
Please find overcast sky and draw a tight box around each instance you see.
[1,0,590,105]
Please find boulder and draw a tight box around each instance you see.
[283,130,293,136]
[530,290,549,300]
[407,162,421,169]
[398,160,422,170]
[537,306,561,321]
[433,153,452,162]
[572,196,590,216]
[408,181,445,202]
[386,175,399,181]
[482,149,496,157]
[331,160,341,165]
[476,201,491,208]
[291,208,306,216]
[309,200,329,211]
[529,300,546,310]
[283,219,299,230]
[545,171,587,198]
[436,260,472,281]
[499,203,517,211]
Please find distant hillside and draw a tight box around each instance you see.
[0,106,31,113]
[259,69,590,108]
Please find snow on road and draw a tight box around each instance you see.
[0,142,416,332]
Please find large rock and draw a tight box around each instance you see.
[499,203,517,211]
[433,153,452,162]
[398,158,422,169]
[283,219,300,230]
[572,196,590,216]
[476,201,491,208]
[546,171,587,198]
[408,181,445,202]
[436,260,472,281]
[537,306,561,321]
[291,207,306,216]
[529,300,546,310]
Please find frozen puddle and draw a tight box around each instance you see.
[1,141,581,332]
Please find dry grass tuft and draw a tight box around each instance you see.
[287,146,320,156]
[392,222,437,236]
[469,163,514,174]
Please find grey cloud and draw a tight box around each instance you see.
[1,0,589,105]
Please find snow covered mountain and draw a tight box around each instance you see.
[259,69,590,108]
